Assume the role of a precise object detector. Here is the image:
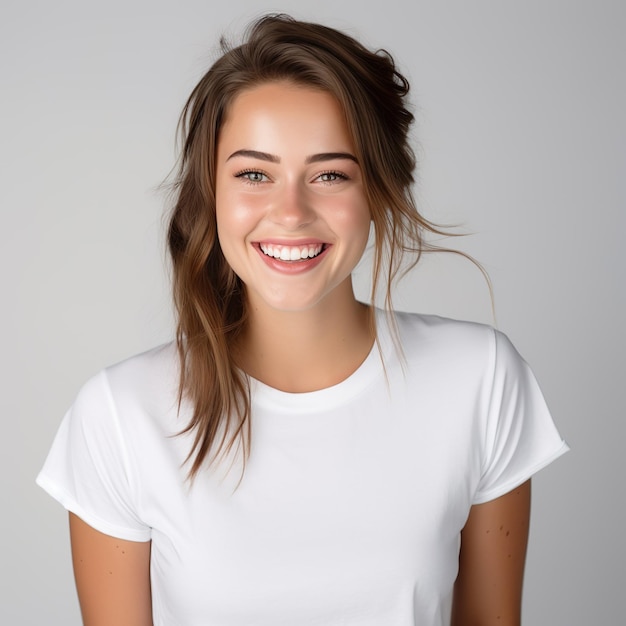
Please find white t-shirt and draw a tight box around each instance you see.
[37,311,568,625]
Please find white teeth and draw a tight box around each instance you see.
[259,243,324,261]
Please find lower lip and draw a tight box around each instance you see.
[254,244,330,274]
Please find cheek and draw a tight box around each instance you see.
[332,197,371,241]
[214,189,266,280]
[215,185,263,231]
[215,188,255,241]
[215,189,242,264]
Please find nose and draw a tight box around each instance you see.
[268,181,315,230]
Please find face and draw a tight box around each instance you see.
[215,82,371,315]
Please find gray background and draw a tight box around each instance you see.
[2,0,623,623]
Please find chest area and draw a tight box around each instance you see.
[146,394,478,624]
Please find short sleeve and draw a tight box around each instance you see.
[36,371,151,541]
[473,329,569,504]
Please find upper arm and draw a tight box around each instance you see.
[69,513,153,626]
[451,480,531,626]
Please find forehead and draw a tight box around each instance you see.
[218,81,354,153]
[225,80,341,116]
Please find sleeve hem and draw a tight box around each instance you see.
[36,473,152,543]
[472,439,570,505]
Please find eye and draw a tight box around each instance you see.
[235,170,269,184]
[316,171,349,184]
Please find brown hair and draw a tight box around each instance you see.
[167,14,459,478]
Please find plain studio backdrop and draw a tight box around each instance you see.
[1,1,623,623]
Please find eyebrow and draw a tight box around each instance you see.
[306,152,358,164]
[227,149,280,163]
[226,149,358,164]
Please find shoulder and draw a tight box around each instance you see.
[383,309,497,355]
[380,309,526,379]
[72,342,180,425]
[103,341,179,392]
[390,309,492,336]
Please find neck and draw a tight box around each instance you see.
[235,286,374,393]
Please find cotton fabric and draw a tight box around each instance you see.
[37,310,568,625]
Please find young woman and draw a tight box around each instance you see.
[37,14,568,626]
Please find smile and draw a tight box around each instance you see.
[259,243,325,262]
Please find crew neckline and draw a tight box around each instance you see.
[249,308,395,413]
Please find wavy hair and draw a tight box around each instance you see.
[167,14,463,478]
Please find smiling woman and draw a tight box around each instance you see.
[36,13,568,626]
[215,83,371,319]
